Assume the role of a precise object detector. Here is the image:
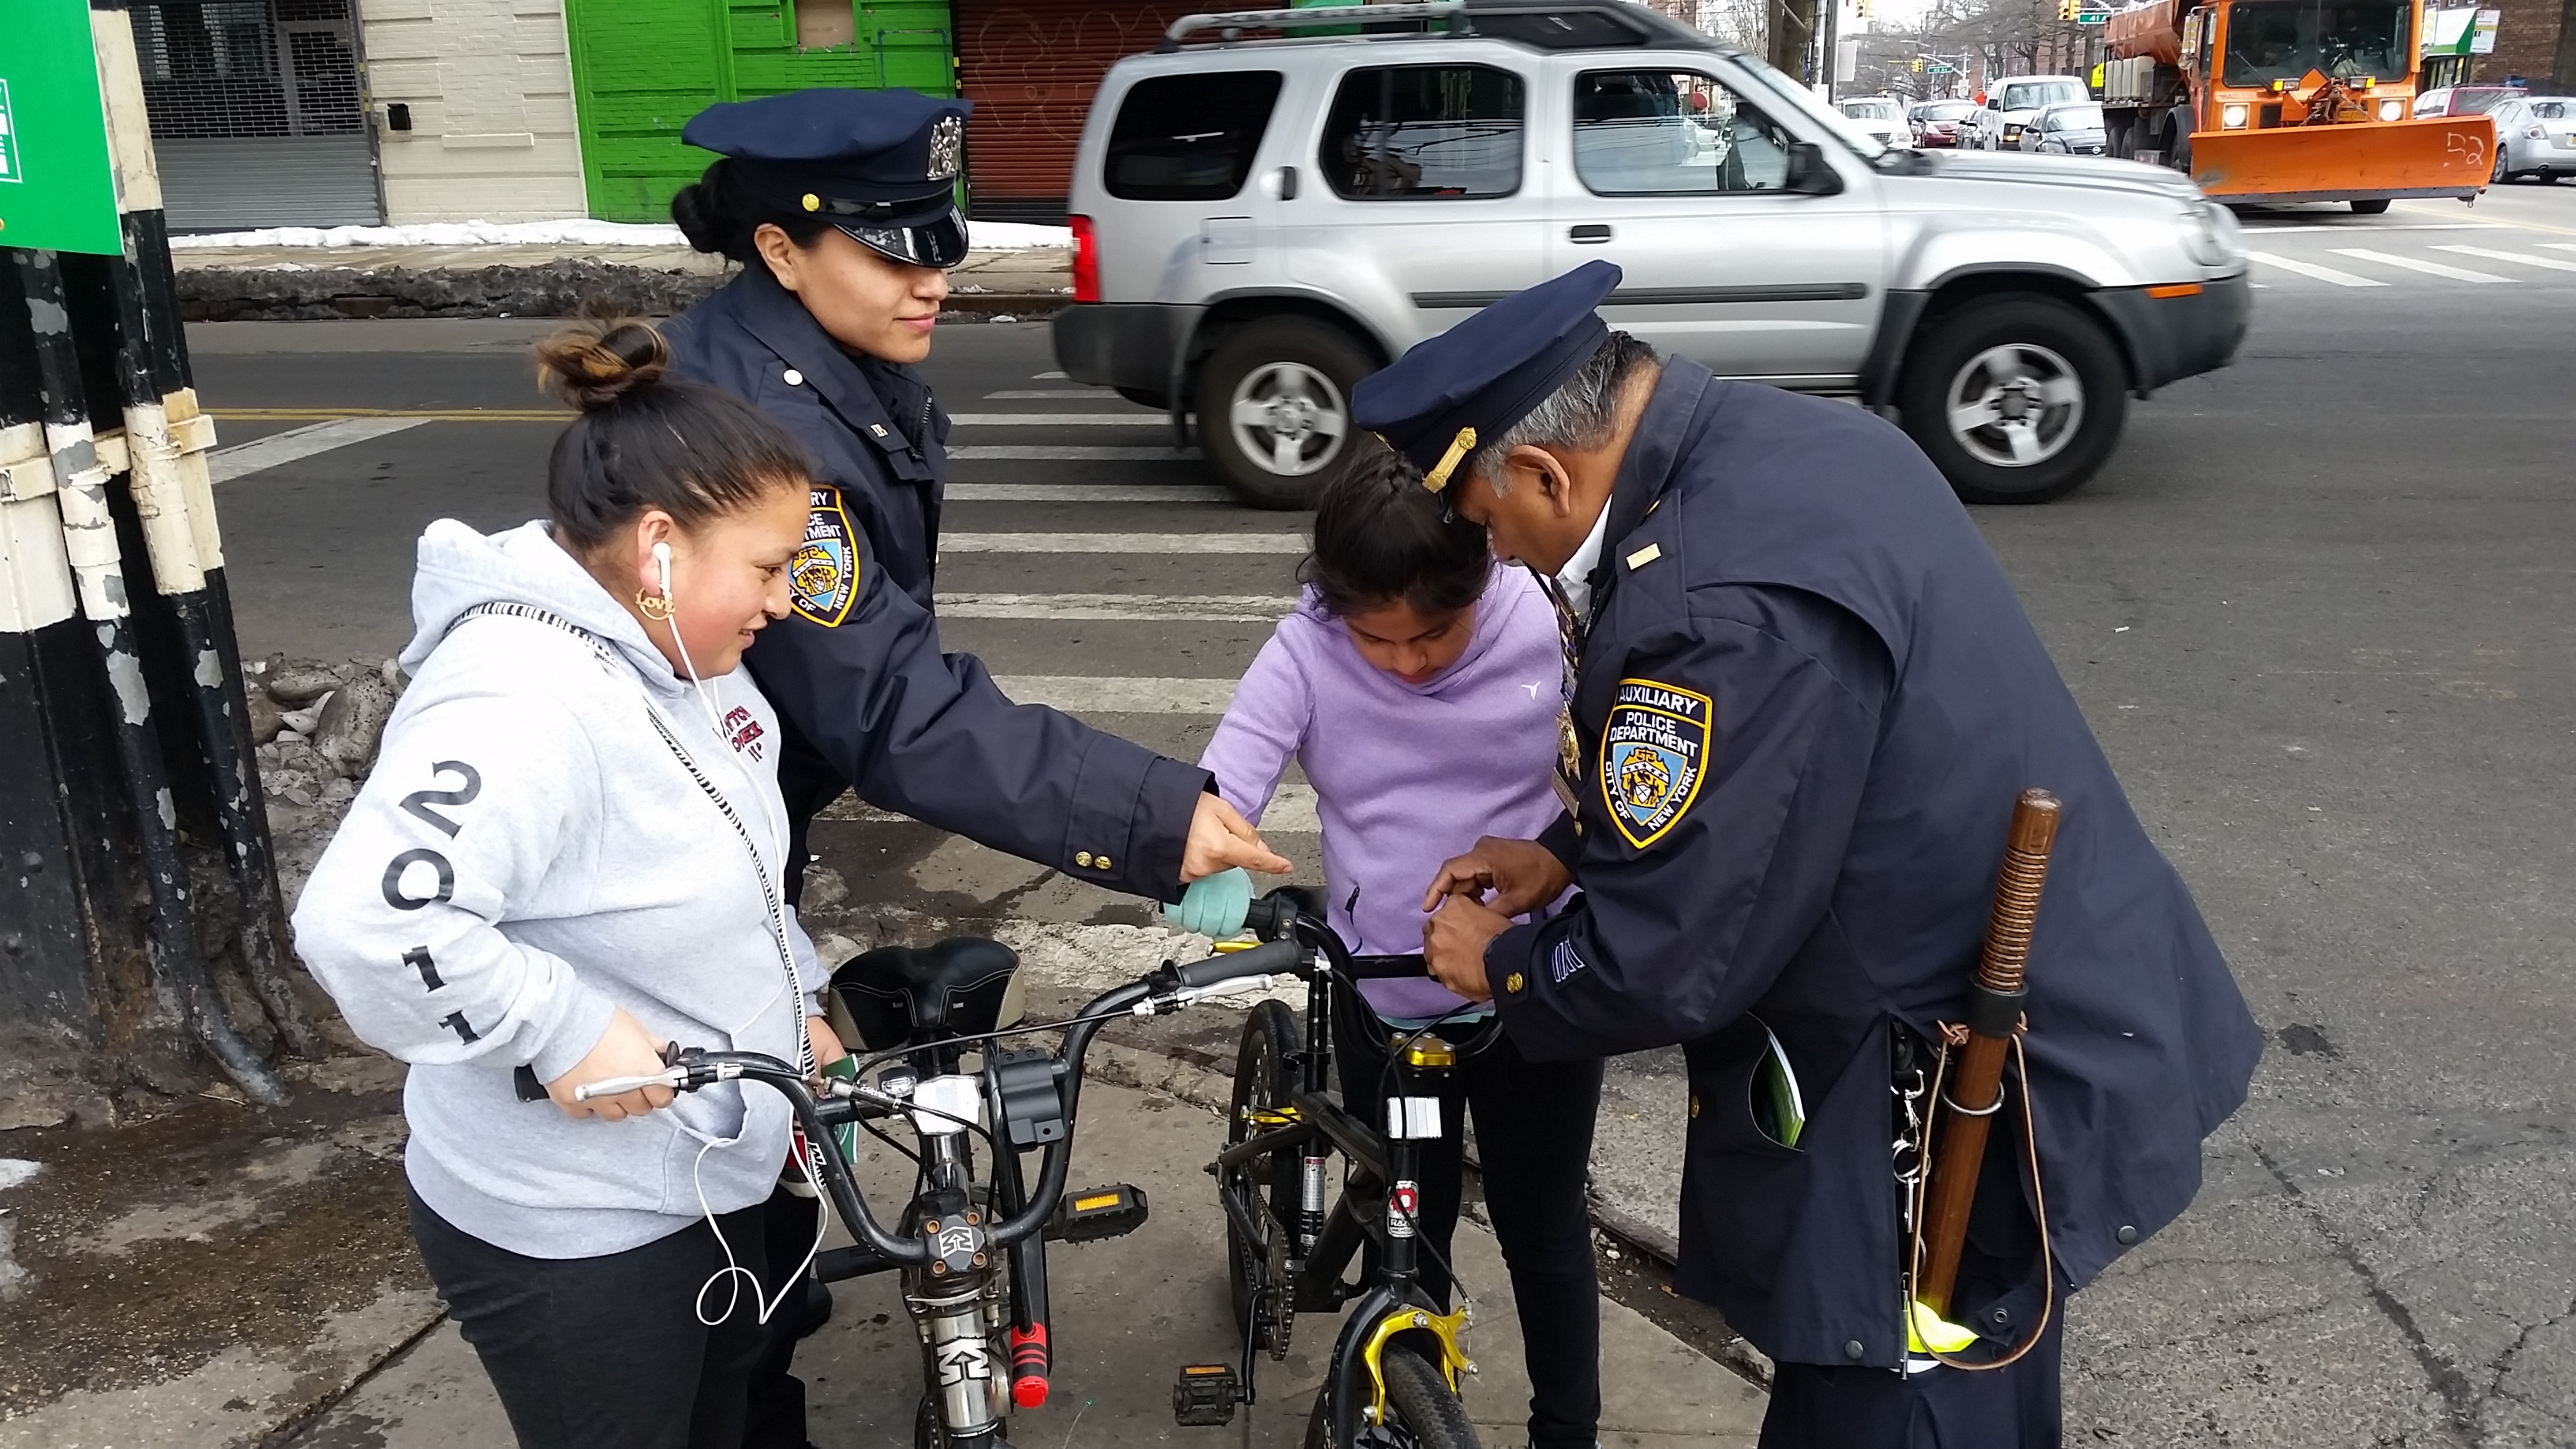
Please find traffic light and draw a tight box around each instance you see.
[2057,0,2077,18]
[1912,57,1926,71]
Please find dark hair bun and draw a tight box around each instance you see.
[670,162,731,256]
[535,318,672,412]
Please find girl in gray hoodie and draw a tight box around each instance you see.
[292,320,841,1449]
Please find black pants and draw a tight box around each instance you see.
[1760,1309,2064,1448]
[1335,990,1605,1449]
[409,1185,773,1449]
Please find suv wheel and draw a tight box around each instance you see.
[1899,295,2126,504]
[1196,317,1372,509]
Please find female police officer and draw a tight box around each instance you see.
[659,89,1290,1448]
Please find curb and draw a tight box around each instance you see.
[1085,1037,1777,1391]
[175,260,1069,323]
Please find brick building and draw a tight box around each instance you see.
[2480,0,2574,88]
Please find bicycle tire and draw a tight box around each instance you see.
[1226,998,1303,1353]
[1301,1341,1482,1449]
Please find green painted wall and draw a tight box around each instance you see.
[567,0,956,223]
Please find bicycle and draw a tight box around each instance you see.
[573,932,1309,1449]
[1181,887,1485,1449]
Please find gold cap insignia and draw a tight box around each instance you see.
[801,193,822,212]
[1503,972,1526,994]
[1421,425,1478,493]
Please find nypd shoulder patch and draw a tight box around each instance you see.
[790,487,860,627]
[1599,678,1711,849]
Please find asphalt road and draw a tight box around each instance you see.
[188,183,2576,1447]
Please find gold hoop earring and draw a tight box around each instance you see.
[638,590,674,621]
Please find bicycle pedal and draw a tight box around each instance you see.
[1048,1183,1150,1244]
[1171,1363,1241,1428]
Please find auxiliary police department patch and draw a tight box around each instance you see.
[790,487,859,627]
[1599,678,1710,849]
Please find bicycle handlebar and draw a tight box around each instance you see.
[585,939,1311,1269]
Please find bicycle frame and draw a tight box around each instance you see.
[1213,905,1477,1443]
[608,938,1305,1449]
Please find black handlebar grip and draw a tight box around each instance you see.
[1174,938,1306,989]
[514,1065,547,1103]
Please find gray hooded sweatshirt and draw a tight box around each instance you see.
[293,519,821,1260]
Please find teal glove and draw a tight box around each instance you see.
[1166,867,1253,938]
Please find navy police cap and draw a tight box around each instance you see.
[684,88,974,268]
[1353,261,1623,492]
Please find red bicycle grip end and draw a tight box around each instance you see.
[1009,1324,1050,1408]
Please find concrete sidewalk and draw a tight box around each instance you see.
[285,1075,1764,1449]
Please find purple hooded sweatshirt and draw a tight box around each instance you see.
[1200,564,1564,1020]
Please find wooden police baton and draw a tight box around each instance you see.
[1915,788,2061,1323]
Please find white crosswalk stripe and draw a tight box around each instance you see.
[948,413,1166,426]
[2327,248,2511,283]
[945,483,1230,503]
[938,593,1294,622]
[2546,243,2576,254]
[994,676,1240,713]
[949,445,1196,461]
[2247,250,2387,287]
[982,389,1121,400]
[2432,244,2576,274]
[943,532,1305,554]
[209,417,431,481]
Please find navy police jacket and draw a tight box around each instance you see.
[665,268,1207,900]
[1487,357,2263,1369]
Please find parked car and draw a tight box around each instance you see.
[1976,74,2090,149]
[2023,100,2108,155]
[1054,0,2252,507]
[2489,95,2576,182]
[2414,84,2525,118]
[1909,99,1978,148]
[1837,94,1910,147]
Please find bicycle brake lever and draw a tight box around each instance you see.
[1134,975,1279,1015]
[572,1067,688,1102]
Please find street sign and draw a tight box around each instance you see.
[0,2,122,255]
[2076,9,2111,23]
[1928,61,1955,73]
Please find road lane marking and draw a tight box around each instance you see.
[982,389,1121,399]
[2238,223,2500,233]
[212,407,566,421]
[829,781,1320,831]
[2246,250,2388,286]
[2545,243,2576,253]
[1032,370,1069,379]
[208,417,432,482]
[945,483,1231,503]
[994,675,1239,713]
[2327,248,2510,283]
[2434,244,2576,274]
[938,592,1294,621]
[943,532,1305,554]
[948,413,1170,426]
[948,445,1199,461]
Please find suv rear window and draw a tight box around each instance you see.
[1104,71,1286,201]
[1321,65,1525,200]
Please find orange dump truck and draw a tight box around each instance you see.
[2101,0,2495,211]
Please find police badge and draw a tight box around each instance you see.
[926,115,964,182]
[1598,679,1709,848]
[791,487,860,627]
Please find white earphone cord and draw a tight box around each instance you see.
[653,543,822,1324]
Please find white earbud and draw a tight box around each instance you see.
[653,541,674,603]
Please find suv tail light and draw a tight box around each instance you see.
[1069,215,1100,303]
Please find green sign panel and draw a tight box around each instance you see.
[2075,9,2110,22]
[0,2,123,256]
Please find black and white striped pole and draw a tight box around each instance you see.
[0,2,298,1103]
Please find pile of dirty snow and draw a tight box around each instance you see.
[172,219,1072,250]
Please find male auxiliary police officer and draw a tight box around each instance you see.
[1393,262,2264,1446]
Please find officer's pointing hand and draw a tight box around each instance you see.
[1421,836,1573,918]
[1181,794,1293,882]
[1423,895,1509,1002]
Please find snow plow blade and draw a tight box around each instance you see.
[2190,115,2497,204]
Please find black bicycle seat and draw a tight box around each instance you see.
[833,937,1020,1050]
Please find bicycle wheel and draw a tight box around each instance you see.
[1226,998,1302,1353]
[1301,1342,1481,1449]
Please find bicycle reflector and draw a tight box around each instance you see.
[1172,1363,1242,1427]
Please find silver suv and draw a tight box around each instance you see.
[1050,2,2250,507]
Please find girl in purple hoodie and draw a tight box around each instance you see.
[1196,445,1604,1449]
